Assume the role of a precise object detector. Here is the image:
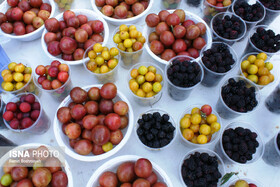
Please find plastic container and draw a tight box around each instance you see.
[113,25,145,69]
[91,0,154,26]
[232,0,266,31]
[179,148,225,186]
[178,104,222,149]
[143,9,212,65]
[53,84,134,162]
[135,108,177,151]
[215,121,264,165]
[186,0,203,7]
[54,0,74,12]
[258,0,280,25]
[0,0,55,42]
[203,0,234,25]
[161,0,182,9]
[86,155,173,187]
[211,12,247,46]
[83,44,120,83]
[0,143,73,187]
[215,76,261,119]
[165,55,204,101]
[263,130,280,166]
[41,9,109,65]
[265,83,280,113]
[239,52,277,90]
[227,177,263,187]
[243,25,280,56]
[3,93,50,134]
[127,62,164,106]
[200,42,238,87]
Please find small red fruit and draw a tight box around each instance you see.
[201,104,212,116]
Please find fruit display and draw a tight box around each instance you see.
[136,110,175,149]
[97,157,168,187]
[222,126,260,164]
[1,62,32,92]
[54,0,73,12]
[233,1,265,22]
[0,145,69,187]
[56,83,130,156]
[259,0,280,10]
[85,43,119,74]
[146,9,208,61]
[240,52,274,86]
[180,105,221,145]
[129,64,163,98]
[221,78,258,113]
[35,60,70,90]
[43,10,106,61]
[95,0,150,19]
[230,179,258,187]
[181,151,223,186]
[0,0,52,35]
[250,26,280,53]
[161,0,181,9]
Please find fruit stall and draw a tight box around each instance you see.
[0,0,280,186]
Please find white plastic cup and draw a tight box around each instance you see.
[215,76,261,119]
[211,12,247,46]
[257,0,280,25]
[135,108,177,151]
[127,62,164,106]
[265,84,280,113]
[3,93,50,134]
[263,130,280,166]
[215,121,264,165]
[179,148,225,186]
[178,104,222,149]
[165,55,204,101]
[161,0,182,9]
[200,42,238,87]
[227,177,263,187]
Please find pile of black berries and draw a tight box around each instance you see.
[277,133,280,151]
[234,1,264,22]
[221,78,258,113]
[222,127,259,163]
[251,27,280,53]
[213,15,244,39]
[201,43,235,73]
[167,59,202,88]
[259,0,280,10]
[181,152,222,187]
[137,112,175,148]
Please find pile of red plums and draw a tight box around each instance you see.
[0,0,52,35]
[56,83,130,156]
[146,9,208,61]
[44,10,105,61]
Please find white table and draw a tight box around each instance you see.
[1,0,280,186]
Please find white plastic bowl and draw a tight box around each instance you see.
[227,177,263,187]
[91,0,154,26]
[143,9,212,65]
[0,0,55,41]
[86,155,173,187]
[53,84,134,162]
[0,143,73,187]
[41,9,109,65]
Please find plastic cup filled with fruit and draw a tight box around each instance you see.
[165,55,204,101]
[239,52,276,90]
[265,83,280,113]
[179,148,225,186]
[144,9,212,65]
[258,0,280,25]
[53,83,134,162]
[178,104,222,150]
[244,25,280,56]
[211,12,247,46]
[200,42,238,87]
[113,24,145,69]
[2,93,50,134]
[83,43,120,84]
[203,0,233,25]
[33,60,72,102]
[215,76,260,119]
[161,0,182,9]
[216,121,264,165]
[0,144,73,187]
[128,63,164,106]
[263,130,280,166]
[0,61,39,95]
[135,108,176,151]
[232,0,266,31]
[54,0,74,12]
[86,155,173,187]
[227,178,263,187]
